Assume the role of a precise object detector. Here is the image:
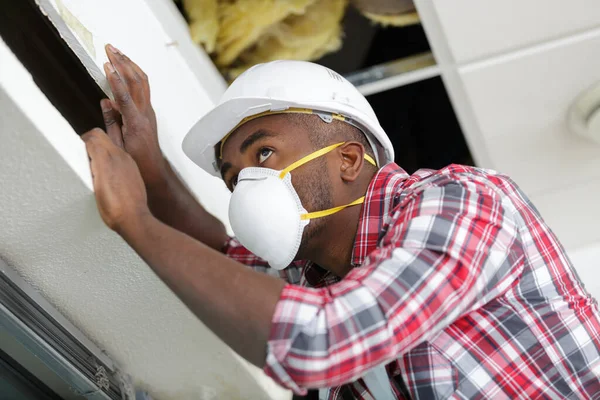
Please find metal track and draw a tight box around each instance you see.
[0,258,133,400]
[345,52,440,96]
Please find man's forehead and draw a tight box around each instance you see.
[218,114,303,158]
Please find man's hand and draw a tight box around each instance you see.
[81,128,282,370]
[101,44,165,185]
[81,49,282,370]
[96,44,230,251]
[83,128,150,233]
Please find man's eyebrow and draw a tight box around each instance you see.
[220,162,233,180]
[240,130,276,154]
[220,130,277,179]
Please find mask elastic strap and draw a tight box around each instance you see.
[279,143,377,179]
[300,196,365,221]
[364,154,377,167]
[279,142,344,179]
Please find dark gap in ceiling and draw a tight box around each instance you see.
[315,6,379,75]
[368,77,473,174]
[360,22,431,67]
[317,12,473,173]
[317,8,431,73]
[0,0,106,135]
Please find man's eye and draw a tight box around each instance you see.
[258,148,273,164]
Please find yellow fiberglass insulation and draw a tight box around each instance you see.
[182,0,219,53]
[227,0,348,79]
[181,0,348,79]
[215,0,317,67]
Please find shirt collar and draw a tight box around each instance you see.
[303,163,408,287]
[351,163,409,266]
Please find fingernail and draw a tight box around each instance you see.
[100,99,111,111]
[105,62,115,73]
[108,44,120,54]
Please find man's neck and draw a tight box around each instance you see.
[305,204,362,278]
[303,172,376,278]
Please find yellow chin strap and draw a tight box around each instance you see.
[300,196,367,221]
[277,142,376,221]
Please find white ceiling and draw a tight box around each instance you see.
[416,0,600,256]
[458,30,600,250]
[431,0,600,63]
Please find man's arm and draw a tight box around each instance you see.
[101,45,304,283]
[143,161,229,251]
[121,210,285,365]
[262,182,523,392]
[100,44,229,251]
[83,126,285,366]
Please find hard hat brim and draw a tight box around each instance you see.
[182,97,395,177]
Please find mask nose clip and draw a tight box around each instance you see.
[238,175,268,183]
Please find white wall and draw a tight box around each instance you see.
[38,0,233,230]
[569,244,600,300]
[0,4,289,399]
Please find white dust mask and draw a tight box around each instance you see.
[228,142,376,270]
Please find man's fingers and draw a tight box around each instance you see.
[82,128,109,180]
[82,127,118,157]
[105,44,145,102]
[101,99,124,149]
[103,61,137,119]
[81,127,106,144]
[129,59,150,99]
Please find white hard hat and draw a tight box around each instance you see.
[182,60,395,177]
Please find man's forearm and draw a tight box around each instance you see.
[119,213,285,366]
[145,162,230,252]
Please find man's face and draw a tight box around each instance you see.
[220,114,334,256]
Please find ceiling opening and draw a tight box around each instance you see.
[173,1,474,173]
[367,77,473,173]
[1,0,474,173]
[317,6,472,173]
[0,0,105,135]
[317,5,431,74]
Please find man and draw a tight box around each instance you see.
[83,44,600,399]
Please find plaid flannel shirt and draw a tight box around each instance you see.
[225,163,600,399]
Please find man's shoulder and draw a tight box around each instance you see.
[405,164,514,194]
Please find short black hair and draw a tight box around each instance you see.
[286,113,376,161]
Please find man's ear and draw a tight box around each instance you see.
[338,142,365,183]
